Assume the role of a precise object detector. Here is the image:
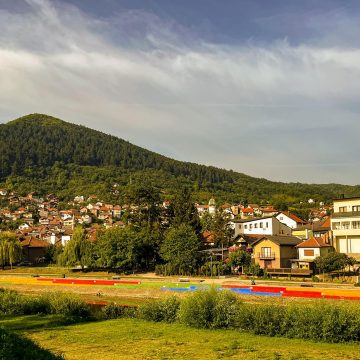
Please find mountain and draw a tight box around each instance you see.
[0,113,359,204]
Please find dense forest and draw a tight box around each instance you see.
[0,113,359,204]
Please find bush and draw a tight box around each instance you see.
[178,288,241,329]
[102,304,137,319]
[138,296,180,323]
[235,300,360,343]
[41,292,91,318]
[0,327,63,360]
[0,289,24,315]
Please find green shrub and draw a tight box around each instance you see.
[212,290,242,329]
[40,292,91,318]
[0,289,24,315]
[178,288,241,329]
[0,327,63,360]
[102,304,137,319]
[138,296,180,323]
[22,296,50,315]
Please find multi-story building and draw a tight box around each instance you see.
[232,216,292,237]
[331,197,360,261]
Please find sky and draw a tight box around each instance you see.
[1,0,360,185]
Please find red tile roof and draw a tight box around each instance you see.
[296,237,331,248]
[282,211,306,224]
[21,237,50,248]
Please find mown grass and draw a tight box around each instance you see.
[1,316,359,360]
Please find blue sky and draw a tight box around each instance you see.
[1,0,360,184]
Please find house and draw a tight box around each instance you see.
[113,205,122,218]
[21,237,50,263]
[240,207,255,218]
[0,189,8,196]
[252,235,303,272]
[259,207,278,217]
[232,216,292,237]
[331,196,360,261]
[232,234,264,251]
[276,211,307,229]
[291,236,334,273]
[18,223,31,231]
[292,217,332,243]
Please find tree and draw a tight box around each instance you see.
[0,232,22,269]
[58,227,90,270]
[210,209,234,248]
[228,250,251,274]
[125,183,161,227]
[160,224,201,274]
[315,252,357,275]
[95,225,161,271]
[170,187,202,236]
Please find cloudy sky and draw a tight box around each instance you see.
[1,0,360,185]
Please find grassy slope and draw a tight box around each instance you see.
[0,316,359,360]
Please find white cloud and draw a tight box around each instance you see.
[0,0,359,184]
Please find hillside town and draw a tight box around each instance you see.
[1,188,358,276]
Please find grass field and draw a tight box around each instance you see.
[0,315,359,360]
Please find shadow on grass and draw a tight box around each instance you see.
[0,314,96,332]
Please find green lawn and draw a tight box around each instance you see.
[1,315,359,360]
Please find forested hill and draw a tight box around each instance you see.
[0,113,359,204]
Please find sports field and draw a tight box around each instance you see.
[0,272,359,305]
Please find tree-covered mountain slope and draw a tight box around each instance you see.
[0,113,359,203]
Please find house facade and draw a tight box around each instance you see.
[252,235,302,270]
[331,197,360,261]
[232,216,292,237]
[291,236,334,272]
[276,211,307,229]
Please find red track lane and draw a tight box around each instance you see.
[36,278,141,285]
[251,286,286,293]
[282,291,323,298]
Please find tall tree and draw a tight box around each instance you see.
[125,183,161,227]
[207,208,234,248]
[58,227,90,270]
[170,187,202,236]
[0,232,22,269]
[160,224,201,274]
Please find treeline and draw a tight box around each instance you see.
[55,187,237,274]
[1,113,360,204]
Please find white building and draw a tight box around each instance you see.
[331,197,360,261]
[276,211,306,229]
[232,216,292,237]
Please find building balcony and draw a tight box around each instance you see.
[332,211,360,219]
[257,253,275,260]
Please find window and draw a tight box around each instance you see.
[244,225,247,229]
[339,206,347,213]
[352,205,360,212]
[304,250,314,257]
[341,222,350,230]
[249,224,253,229]
[254,223,258,228]
[352,221,360,229]
[260,222,263,228]
[238,224,242,229]
[266,222,269,228]
[261,247,272,257]
[332,222,341,230]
